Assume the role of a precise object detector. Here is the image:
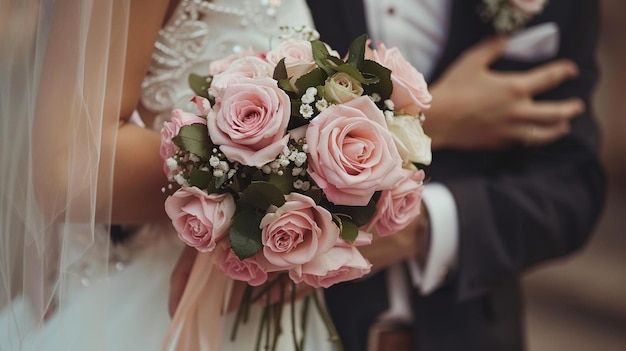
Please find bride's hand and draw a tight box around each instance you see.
[425,36,584,150]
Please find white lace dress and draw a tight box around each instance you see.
[0,1,334,350]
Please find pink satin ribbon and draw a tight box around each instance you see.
[163,252,231,351]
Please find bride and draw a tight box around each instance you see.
[0,0,333,350]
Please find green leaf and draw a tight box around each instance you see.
[304,188,322,204]
[269,172,295,195]
[311,40,338,76]
[323,192,380,227]
[346,34,368,68]
[273,58,289,81]
[188,168,212,189]
[294,68,327,93]
[229,210,264,260]
[339,218,359,243]
[172,124,213,160]
[189,73,212,99]
[334,63,379,84]
[361,59,393,102]
[238,181,286,211]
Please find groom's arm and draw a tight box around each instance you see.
[442,0,604,301]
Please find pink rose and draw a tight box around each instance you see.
[219,248,269,286]
[208,77,291,167]
[265,39,316,90]
[209,56,274,94]
[209,47,257,76]
[160,109,207,160]
[510,0,547,15]
[164,187,235,252]
[289,246,371,288]
[366,42,432,115]
[260,192,340,268]
[364,168,425,237]
[305,96,404,206]
[190,96,211,116]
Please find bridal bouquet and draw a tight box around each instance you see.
[161,30,431,349]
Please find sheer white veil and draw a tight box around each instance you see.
[0,0,129,347]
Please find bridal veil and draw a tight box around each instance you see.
[0,0,130,346]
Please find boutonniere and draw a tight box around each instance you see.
[480,0,548,34]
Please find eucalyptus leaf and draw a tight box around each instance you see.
[238,181,286,210]
[172,124,213,160]
[229,210,264,260]
[334,63,379,84]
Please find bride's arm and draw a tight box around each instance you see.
[33,0,172,224]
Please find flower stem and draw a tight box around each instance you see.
[312,290,344,351]
[290,282,303,351]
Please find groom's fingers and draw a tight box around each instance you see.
[169,246,198,317]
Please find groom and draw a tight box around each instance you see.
[306,0,604,350]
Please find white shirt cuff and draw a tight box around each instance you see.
[407,182,459,295]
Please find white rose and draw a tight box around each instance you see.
[386,114,432,165]
[323,72,364,104]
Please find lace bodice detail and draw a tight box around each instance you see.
[140,0,314,128]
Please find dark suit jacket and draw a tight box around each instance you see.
[307,0,605,350]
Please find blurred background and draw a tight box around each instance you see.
[523,0,626,350]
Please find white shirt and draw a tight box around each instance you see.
[363,0,459,321]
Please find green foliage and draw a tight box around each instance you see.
[238,181,286,211]
[189,73,212,101]
[229,210,265,260]
[332,214,359,243]
[172,124,213,161]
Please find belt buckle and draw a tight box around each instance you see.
[367,320,414,351]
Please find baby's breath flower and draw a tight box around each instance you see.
[305,87,318,97]
[369,93,381,103]
[315,98,328,111]
[300,104,314,119]
[213,169,225,177]
[301,94,315,104]
[218,161,230,172]
[166,157,179,171]
[262,165,272,174]
[384,99,395,111]
[384,110,395,122]
[188,154,200,163]
[174,173,188,187]
[209,156,220,167]
[294,152,307,167]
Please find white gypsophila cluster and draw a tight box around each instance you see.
[293,179,311,191]
[369,93,382,103]
[208,148,238,181]
[299,87,328,119]
[277,25,320,42]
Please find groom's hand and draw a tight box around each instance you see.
[359,203,430,272]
